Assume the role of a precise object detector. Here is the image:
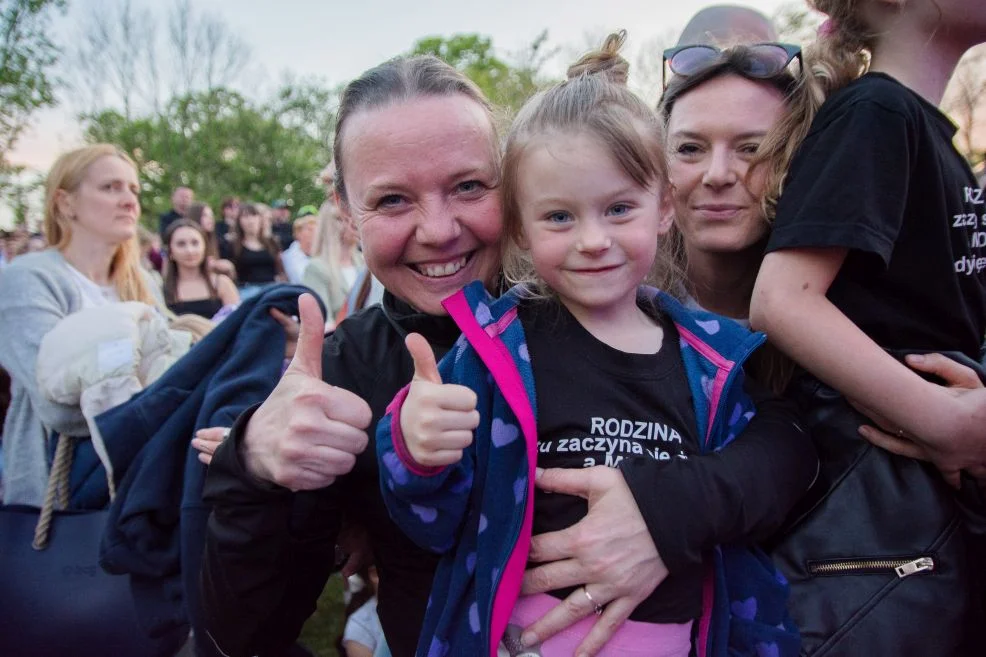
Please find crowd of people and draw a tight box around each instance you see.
[1,1,986,656]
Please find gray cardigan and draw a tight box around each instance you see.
[0,249,163,505]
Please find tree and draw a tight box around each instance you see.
[410,32,558,113]
[67,0,252,120]
[83,87,331,225]
[773,2,823,46]
[0,0,66,166]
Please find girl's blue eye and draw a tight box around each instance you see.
[546,211,572,224]
[609,203,630,216]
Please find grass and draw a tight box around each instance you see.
[298,573,347,657]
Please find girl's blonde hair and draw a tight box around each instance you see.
[44,144,157,306]
[501,30,679,297]
[755,0,871,218]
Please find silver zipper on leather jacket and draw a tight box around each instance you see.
[807,556,935,579]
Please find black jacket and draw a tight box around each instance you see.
[201,293,459,657]
[767,364,986,657]
[200,294,816,657]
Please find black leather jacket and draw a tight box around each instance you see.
[768,353,986,657]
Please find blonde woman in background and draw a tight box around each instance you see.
[302,200,364,323]
[0,144,166,506]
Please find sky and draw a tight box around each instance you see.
[7,0,793,172]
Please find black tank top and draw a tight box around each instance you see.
[168,297,224,319]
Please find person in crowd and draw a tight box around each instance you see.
[163,219,239,319]
[302,200,364,320]
[217,196,240,246]
[340,566,391,657]
[0,230,10,268]
[24,233,46,254]
[137,225,165,289]
[159,185,194,238]
[0,144,166,507]
[281,205,319,284]
[378,32,811,657]
[228,202,285,300]
[749,0,986,653]
[674,3,778,46]
[270,198,294,251]
[187,201,237,280]
[198,51,811,657]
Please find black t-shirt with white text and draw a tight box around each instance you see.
[767,73,986,360]
[520,298,702,623]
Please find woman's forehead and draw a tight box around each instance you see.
[341,96,497,181]
[669,75,786,133]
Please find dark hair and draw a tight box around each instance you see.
[185,202,219,258]
[232,203,285,278]
[332,55,497,204]
[163,219,218,305]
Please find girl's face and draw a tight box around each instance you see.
[339,94,502,315]
[169,226,206,269]
[516,132,671,321]
[239,211,261,238]
[59,155,141,247]
[199,206,215,233]
[666,74,787,258]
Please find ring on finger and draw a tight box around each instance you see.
[583,587,604,616]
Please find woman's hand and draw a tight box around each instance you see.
[520,466,669,657]
[241,293,372,490]
[192,427,229,466]
[270,307,300,360]
[856,353,986,488]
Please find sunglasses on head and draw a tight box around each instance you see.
[662,42,802,89]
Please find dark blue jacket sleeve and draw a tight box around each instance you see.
[377,338,481,554]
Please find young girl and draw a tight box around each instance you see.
[163,219,239,319]
[229,202,285,299]
[377,34,813,657]
[751,0,986,653]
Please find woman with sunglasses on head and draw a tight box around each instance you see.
[748,1,986,654]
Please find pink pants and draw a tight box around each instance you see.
[498,593,692,657]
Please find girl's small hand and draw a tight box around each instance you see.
[855,353,986,488]
[192,427,230,466]
[520,466,669,657]
[400,333,479,468]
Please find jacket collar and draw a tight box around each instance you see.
[382,291,461,350]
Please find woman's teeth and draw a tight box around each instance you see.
[416,255,467,278]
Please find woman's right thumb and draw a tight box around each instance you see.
[406,333,441,383]
[290,293,325,377]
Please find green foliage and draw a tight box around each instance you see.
[0,0,66,165]
[410,31,558,113]
[84,86,335,225]
[772,2,823,46]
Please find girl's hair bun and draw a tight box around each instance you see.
[566,30,629,85]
